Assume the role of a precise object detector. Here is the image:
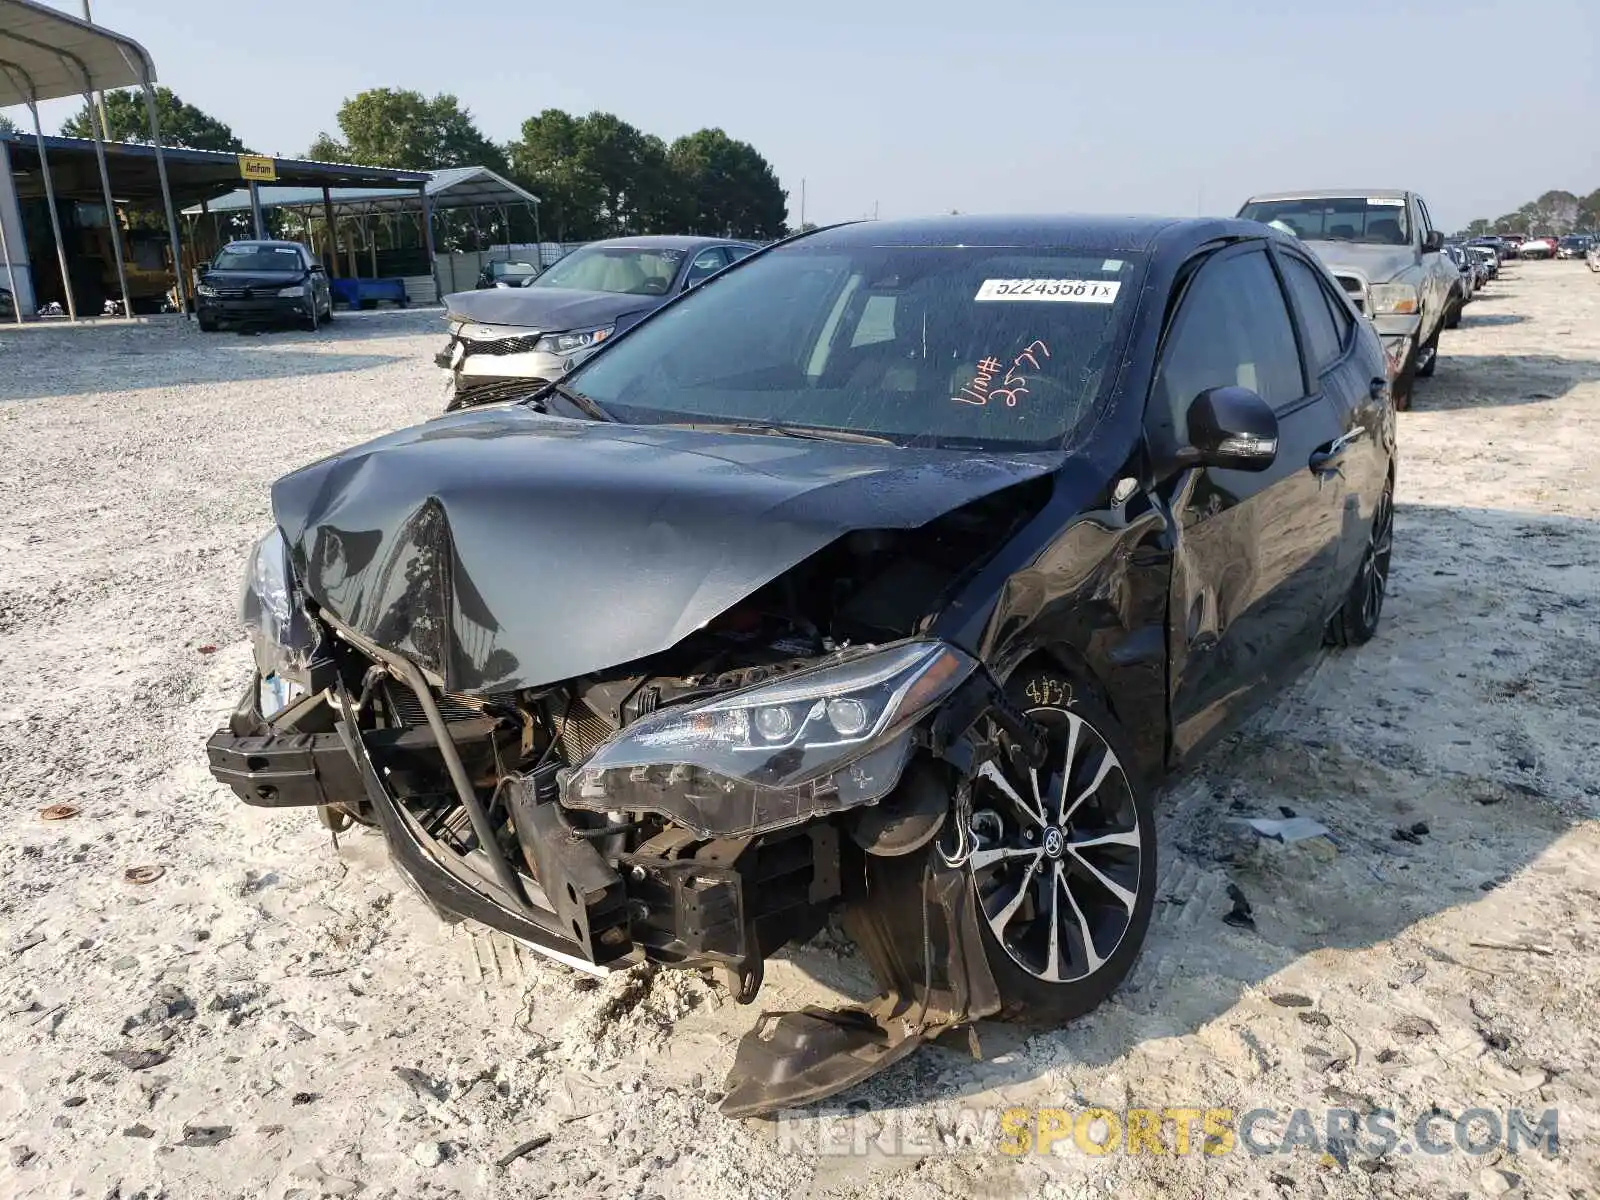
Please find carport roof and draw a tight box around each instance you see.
[1,133,431,208]
[0,0,153,105]
[184,166,540,216]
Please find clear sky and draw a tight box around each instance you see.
[20,0,1600,231]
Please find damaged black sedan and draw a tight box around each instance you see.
[207,215,1395,1115]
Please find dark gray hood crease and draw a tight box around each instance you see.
[443,286,656,334]
[270,407,1064,693]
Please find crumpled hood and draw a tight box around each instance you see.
[442,286,656,334]
[271,408,1064,692]
[1299,240,1418,284]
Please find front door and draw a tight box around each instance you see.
[1147,244,1349,761]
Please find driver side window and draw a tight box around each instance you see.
[1152,248,1305,444]
[683,249,726,288]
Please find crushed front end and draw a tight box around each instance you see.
[207,503,1047,1111]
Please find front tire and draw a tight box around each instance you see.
[967,673,1156,1023]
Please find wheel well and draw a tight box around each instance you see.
[1003,647,1115,716]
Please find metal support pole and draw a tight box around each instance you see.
[0,139,23,323]
[531,201,542,258]
[126,54,188,319]
[418,181,439,304]
[322,186,338,277]
[84,91,130,317]
[248,181,265,239]
[26,98,76,321]
[81,1,110,138]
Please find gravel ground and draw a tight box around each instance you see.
[1,268,1598,1200]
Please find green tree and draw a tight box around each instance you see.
[1493,210,1532,235]
[511,111,678,239]
[510,108,603,240]
[1525,189,1579,234]
[1577,189,1600,232]
[1464,218,1491,237]
[310,88,505,172]
[60,87,246,151]
[0,112,18,136]
[666,128,787,239]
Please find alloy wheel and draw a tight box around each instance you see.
[968,710,1141,984]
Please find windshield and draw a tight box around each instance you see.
[562,242,1142,449]
[1239,197,1412,245]
[489,261,539,277]
[530,246,686,296]
[212,244,304,272]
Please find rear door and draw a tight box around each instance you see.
[1149,243,1350,760]
[1271,244,1387,584]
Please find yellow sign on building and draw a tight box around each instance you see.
[238,155,277,183]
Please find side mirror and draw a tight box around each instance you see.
[1423,230,1445,252]
[1185,386,1279,471]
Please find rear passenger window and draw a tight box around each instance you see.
[1153,248,1306,434]
[1279,254,1346,374]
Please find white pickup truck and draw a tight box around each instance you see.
[1237,189,1460,410]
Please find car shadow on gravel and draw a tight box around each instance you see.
[1454,311,1528,328]
[803,503,1599,1114]
[1414,354,1600,412]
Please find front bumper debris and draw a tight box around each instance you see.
[437,336,570,408]
[204,652,1026,1117]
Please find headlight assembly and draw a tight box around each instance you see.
[1369,282,1420,315]
[240,528,317,716]
[277,284,306,298]
[195,283,217,297]
[565,640,978,837]
[534,325,612,355]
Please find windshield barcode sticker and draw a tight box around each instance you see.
[975,279,1121,303]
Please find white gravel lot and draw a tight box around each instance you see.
[1,267,1598,1200]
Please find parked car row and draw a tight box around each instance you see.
[209,209,1399,1116]
[1236,189,1459,410]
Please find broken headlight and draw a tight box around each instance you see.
[566,641,978,837]
[239,527,315,717]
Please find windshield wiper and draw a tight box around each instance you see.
[676,421,897,446]
[535,381,613,422]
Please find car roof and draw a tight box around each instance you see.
[1243,189,1411,203]
[799,214,1248,254]
[222,240,304,249]
[583,235,755,251]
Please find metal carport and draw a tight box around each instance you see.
[190,166,542,278]
[0,0,179,322]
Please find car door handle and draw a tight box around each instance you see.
[1310,428,1366,474]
